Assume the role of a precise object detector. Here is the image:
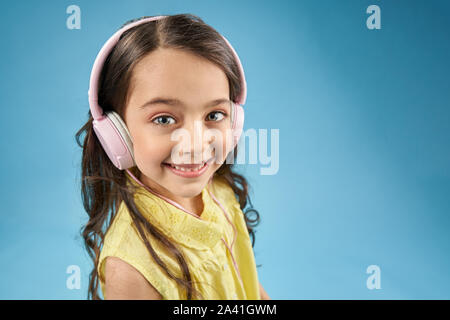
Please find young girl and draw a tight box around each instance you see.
[76,13,270,300]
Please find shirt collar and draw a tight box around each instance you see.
[125,169,224,251]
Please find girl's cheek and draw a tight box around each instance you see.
[134,136,163,156]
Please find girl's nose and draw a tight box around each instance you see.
[176,120,216,162]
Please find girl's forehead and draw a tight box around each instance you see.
[131,48,228,87]
[128,53,230,109]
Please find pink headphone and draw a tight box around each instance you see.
[87,15,248,292]
[88,15,246,171]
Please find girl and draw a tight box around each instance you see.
[76,13,269,300]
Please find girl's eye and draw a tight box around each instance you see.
[207,111,227,122]
[151,111,227,126]
[151,115,176,126]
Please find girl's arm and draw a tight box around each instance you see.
[259,282,271,300]
[104,256,163,300]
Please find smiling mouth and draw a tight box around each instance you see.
[162,157,214,172]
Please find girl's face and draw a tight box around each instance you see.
[123,48,232,204]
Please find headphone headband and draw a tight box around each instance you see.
[88,15,247,120]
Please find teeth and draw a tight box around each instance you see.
[170,163,205,172]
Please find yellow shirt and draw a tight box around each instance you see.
[98,171,261,300]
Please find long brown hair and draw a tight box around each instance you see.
[75,13,260,300]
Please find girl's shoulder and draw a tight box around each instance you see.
[98,201,174,299]
[100,200,169,267]
[102,201,134,248]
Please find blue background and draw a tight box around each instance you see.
[0,0,449,299]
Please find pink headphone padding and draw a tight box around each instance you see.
[231,103,245,150]
[92,114,135,170]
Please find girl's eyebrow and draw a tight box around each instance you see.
[139,97,230,110]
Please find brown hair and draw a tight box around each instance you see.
[75,13,261,300]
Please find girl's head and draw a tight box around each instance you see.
[96,14,245,200]
[76,14,260,300]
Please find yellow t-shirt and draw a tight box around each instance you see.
[97,171,261,300]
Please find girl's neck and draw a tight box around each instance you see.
[135,169,205,218]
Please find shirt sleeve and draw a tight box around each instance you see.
[97,210,182,300]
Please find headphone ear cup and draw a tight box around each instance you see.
[107,111,135,157]
[92,111,135,170]
[231,103,244,150]
[225,101,245,159]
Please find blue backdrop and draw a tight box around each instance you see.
[0,0,449,299]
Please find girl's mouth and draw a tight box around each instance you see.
[162,157,214,178]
